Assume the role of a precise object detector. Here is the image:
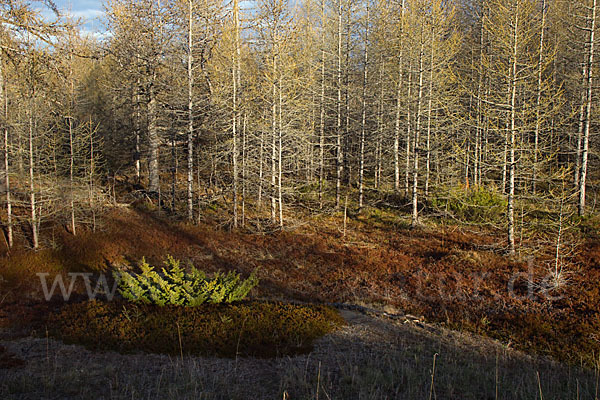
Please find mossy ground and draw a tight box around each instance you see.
[45,300,345,358]
[1,204,600,367]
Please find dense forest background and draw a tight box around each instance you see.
[0,0,599,257]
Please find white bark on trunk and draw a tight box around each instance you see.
[271,51,277,223]
[575,56,587,189]
[29,101,38,249]
[405,66,413,198]
[532,0,546,194]
[358,2,369,210]
[394,0,406,193]
[69,116,75,235]
[69,43,76,236]
[0,54,12,248]
[278,67,284,228]
[232,0,240,227]
[375,61,385,189]
[579,0,597,216]
[319,0,325,209]
[425,28,435,198]
[147,79,160,194]
[336,0,343,208]
[411,30,425,227]
[507,0,520,255]
[187,0,194,221]
[89,117,96,232]
[258,111,264,209]
[242,112,247,227]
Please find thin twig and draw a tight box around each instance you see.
[537,371,544,400]
[429,353,438,400]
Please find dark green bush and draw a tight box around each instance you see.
[46,300,345,358]
[113,256,258,306]
[431,186,507,223]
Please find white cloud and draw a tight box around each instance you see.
[70,9,105,21]
[80,28,112,41]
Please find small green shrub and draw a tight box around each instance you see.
[113,256,258,306]
[431,186,507,223]
[46,300,345,358]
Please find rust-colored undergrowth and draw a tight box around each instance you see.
[0,205,599,366]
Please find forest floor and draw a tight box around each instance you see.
[0,203,599,398]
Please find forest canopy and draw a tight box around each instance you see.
[0,0,598,255]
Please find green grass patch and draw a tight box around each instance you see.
[46,300,345,358]
[431,185,507,223]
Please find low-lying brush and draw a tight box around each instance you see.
[431,185,507,223]
[46,300,345,358]
[114,256,258,306]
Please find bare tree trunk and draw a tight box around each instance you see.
[271,52,277,223]
[579,0,597,216]
[69,116,76,235]
[232,66,238,227]
[575,56,587,189]
[170,132,177,213]
[135,73,141,183]
[336,0,343,208]
[343,3,351,187]
[197,146,203,222]
[425,28,435,199]
[278,67,284,228]
[232,0,240,227]
[187,0,194,221]
[28,101,38,250]
[507,0,520,255]
[242,111,247,227]
[475,14,485,187]
[0,54,12,248]
[394,0,406,193]
[375,60,385,190]
[258,116,264,209]
[68,38,76,236]
[358,2,369,210]
[319,0,326,209]
[309,90,315,184]
[411,31,425,227]
[89,118,96,232]
[405,66,413,198]
[532,0,546,194]
[502,119,508,194]
[147,79,160,194]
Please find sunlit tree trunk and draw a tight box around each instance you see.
[271,51,277,223]
[405,65,413,198]
[579,0,597,216]
[319,0,325,209]
[232,0,240,227]
[187,0,195,221]
[242,111,247,226]
[411,27,425,227]
[336,0,343,208]
[425,27,435,199]
[507,0,520,255]
[394,0,406,193]
[28,98,38,249]
[575,56,587,189]
[278,66,284,227]
[0,53,12,248]
[147,76,160,194]
[68,37,76,236]
[358,2,369,210]
[532,0,546,194]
